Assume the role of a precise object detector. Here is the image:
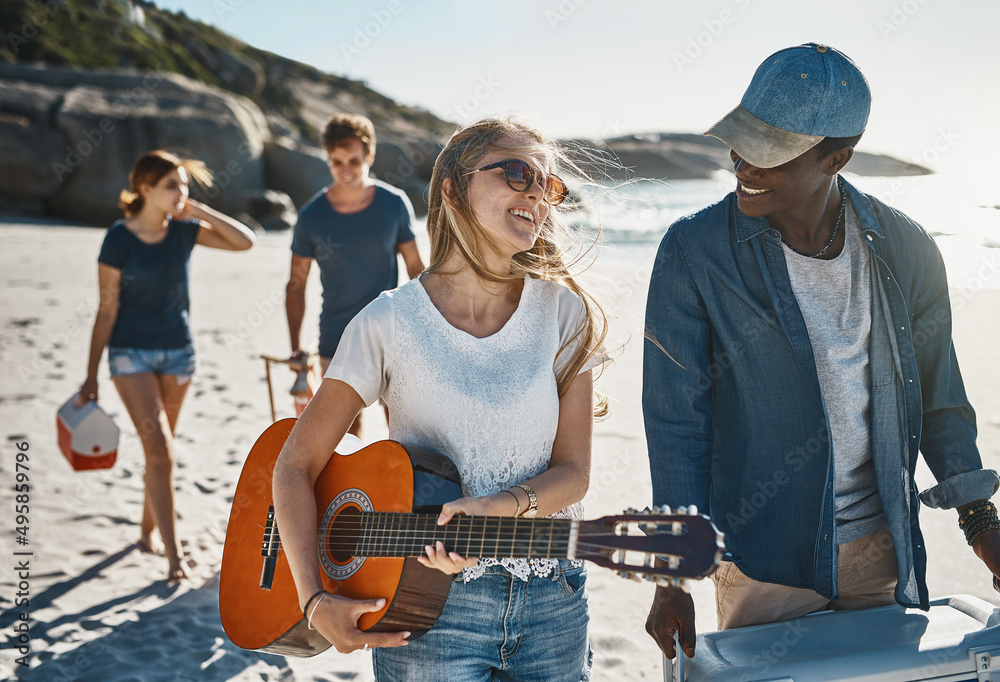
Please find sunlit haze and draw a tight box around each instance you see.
[157,0,998,192]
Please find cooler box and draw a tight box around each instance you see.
[668,595,1000,681]
[56,395,120,470]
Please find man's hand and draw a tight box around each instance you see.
[972,528,1000,590]
[646,583,696,659]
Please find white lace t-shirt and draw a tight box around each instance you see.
[325,275,604,581]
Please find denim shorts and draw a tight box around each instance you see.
[108,345,197,379]
[373,561,592,681]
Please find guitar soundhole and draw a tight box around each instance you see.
[328,506,362,563]
[318,487,372,580]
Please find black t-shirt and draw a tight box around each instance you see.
[98,218,200,349]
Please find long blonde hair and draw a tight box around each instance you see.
[118,150,214,217]
[426,116,609,417]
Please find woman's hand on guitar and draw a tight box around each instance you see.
[311,594,411,653]
[417,540,478,574]
[415,494,508,575]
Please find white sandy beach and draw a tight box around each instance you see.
[0,220,997,681]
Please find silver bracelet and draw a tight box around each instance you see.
[307,592,328,630]
[500,488,521,516]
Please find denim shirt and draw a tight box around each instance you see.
[642,178,999,609]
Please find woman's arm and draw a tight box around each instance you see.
[77,264,121,405]
[178,198,256,251]
[272,378,410,652]
[421,371,594,572]
[509,369,593,515]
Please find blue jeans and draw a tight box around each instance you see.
[108,345,197,379]
[373,561,592,681]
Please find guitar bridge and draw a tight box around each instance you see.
[260,505,280,589]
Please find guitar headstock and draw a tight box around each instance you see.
[576,506,724,586]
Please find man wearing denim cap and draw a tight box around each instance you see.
[642,43,1000,659]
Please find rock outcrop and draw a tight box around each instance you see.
[600,133,931,180]
[0,63,274,225]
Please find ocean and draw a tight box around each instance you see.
[575,171,1000,290]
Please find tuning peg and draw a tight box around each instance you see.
[656,504,673,515]
[625,507,641,515]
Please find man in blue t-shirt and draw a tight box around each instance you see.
[286,113,423,436]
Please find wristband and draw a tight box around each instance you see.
[302,589,327,619]
[307,592,329,630]
[500,488,521,516]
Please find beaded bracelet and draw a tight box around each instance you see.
[964,520,999,540]
[959,500,1000,545]
[966,522,1000,546]
[960,508,997,521]
[964,514,1000,530]
[959,500,996,524]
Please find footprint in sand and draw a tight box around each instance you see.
[79,619,106,631]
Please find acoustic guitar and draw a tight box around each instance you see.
[219,419,724,657]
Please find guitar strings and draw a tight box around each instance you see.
[270,510,682,558]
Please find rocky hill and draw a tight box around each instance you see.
[0,0,452,144]
[0,0,449,225]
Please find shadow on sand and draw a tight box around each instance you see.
[3,546,361,681]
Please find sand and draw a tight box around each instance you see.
[0,220,997,681]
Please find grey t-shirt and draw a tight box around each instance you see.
[783,203,885,544]
[291,181,416,358]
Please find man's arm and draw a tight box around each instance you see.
[642,229,715,659]
[397,239,424,280]
[286,254,312,355]
[904,224,1000,581]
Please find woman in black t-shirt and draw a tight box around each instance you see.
[78,150,256,581]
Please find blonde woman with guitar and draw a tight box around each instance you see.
[272,116,608,680]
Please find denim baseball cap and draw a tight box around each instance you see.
[705,43,871,168]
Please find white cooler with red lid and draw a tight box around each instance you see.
[667,594,1000,681]
[56,395,120,470]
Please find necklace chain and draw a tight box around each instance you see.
[784,179,847,259]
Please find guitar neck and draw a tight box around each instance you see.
[333,512,578,560]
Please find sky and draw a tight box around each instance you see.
[155,0,1000,177]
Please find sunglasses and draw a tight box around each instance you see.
[472,159,568,206]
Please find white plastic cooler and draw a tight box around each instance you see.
[668,594,1000,681]
[56,395,119,470]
